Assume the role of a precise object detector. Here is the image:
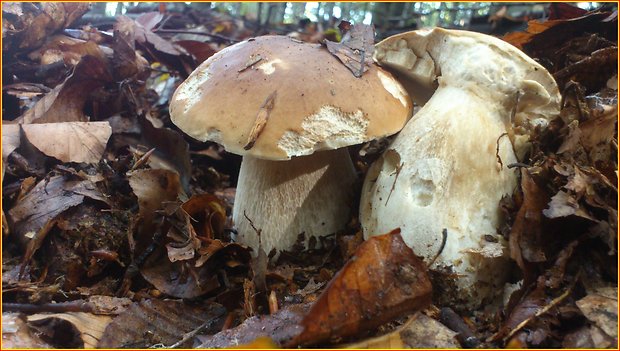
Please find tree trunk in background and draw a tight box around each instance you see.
[321,2,335,27]
[372,2,392,31]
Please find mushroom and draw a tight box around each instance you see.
[170,36,412,255]
[360,28,560,308]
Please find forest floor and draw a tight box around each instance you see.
[1,3,618,349]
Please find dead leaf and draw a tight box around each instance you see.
[2,313,53,349]
[175,40,217,64]
[21,122,112,164]
[139,115,192,192]
[324,23,375,77]
[98,300,226,348]
[134,11,163,31]
[509,169,550,283]
[543,190,582,218]
[197,303,311,348]
[8,175,103,239]
[116,15,181,56]
[3,2,90,52]
[28,312,112,348]
[28,34,109,67]
[344,313,459,349]
[127,168,184,226]
[290,228,432,347]
[576,287,618,340]
[2,123,21,161]
[16,55,112,124]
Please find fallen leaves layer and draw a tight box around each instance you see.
[2,313,53,349]
[2,2,90,52]
[344,312,460,349]
[290,228,432,346]
[98,299,226,348]
[15,55,112,124]
[197,303,311,348]
[576,286,618,343]
[28,312,112,348]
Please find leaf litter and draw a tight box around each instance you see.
[1,3,617,349]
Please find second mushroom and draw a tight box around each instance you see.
[361,28,561,308]
[170,36,412,255]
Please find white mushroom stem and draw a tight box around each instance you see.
[361,85,517,308]
[233,148,356,255]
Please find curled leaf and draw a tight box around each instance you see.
[290,228,432,346]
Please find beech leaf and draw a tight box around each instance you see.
[22,122,112,164]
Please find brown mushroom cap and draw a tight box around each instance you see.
[170,35,412,160]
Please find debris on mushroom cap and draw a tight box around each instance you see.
[169,35,412,160]
[362,28,561,309]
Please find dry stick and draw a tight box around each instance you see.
[384,162,404,206]
[440,307,481,348]
[427,228,448,267]
[504,275,579,342]
[496,132,509,170]
[4,301,94,314]
[268,290,279,314]
[131,147,156,171]
[166,319,219,349]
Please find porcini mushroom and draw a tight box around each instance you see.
[170,36,412,255]
[360,28,560,308]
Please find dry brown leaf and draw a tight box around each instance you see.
[3,2,90,52]
[116,15,181,56]
[8,175,109,275]
[290,228,432,347]
[28,34,109,66]
[98,300,226,348]
[127,168,184,226]
[175,40,217,64]
[28,312,113,348]
[543,190,593,219]
[16,55,112,124]
[22,122,112,164]
[139,116,193,191]
[576,287,618,340]
[344,312,460,349]
[2,123,21,161]
[509,169,550,283]
[197,303,311,348]
[2,313,53,349]
[324,23,375,77]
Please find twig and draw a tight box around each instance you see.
[428,228,448,267]
[268,290,279,314]
[3,301,93,314]
[385,162,404,206]
[166,319,217,348]
[131,148,156,171]
[504,276,578,342]
[440,307,481,348]
[507,162,530,169]
[496,132,509,170]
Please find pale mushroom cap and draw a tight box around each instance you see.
[170,35,413,160]
[374,27,561,131]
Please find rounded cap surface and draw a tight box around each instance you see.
[374,28,561,124]
[170,35,412,160]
